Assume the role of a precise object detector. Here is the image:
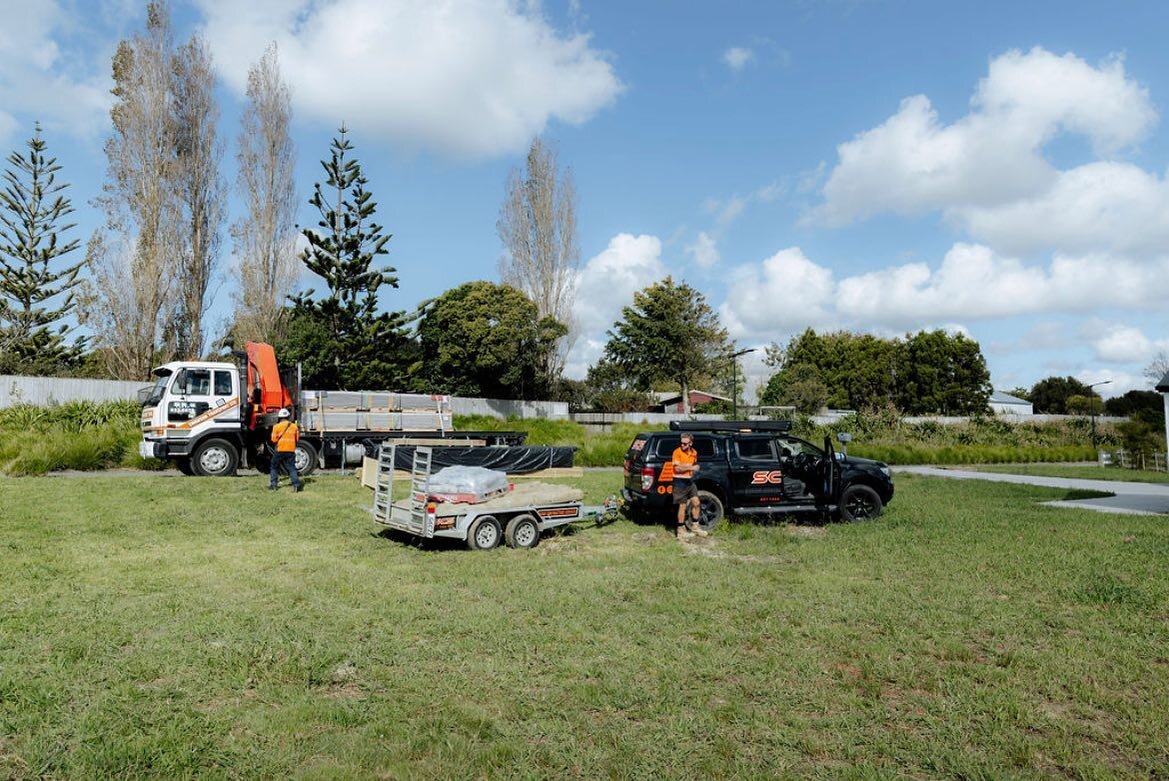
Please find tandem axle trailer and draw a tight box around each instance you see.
[372,445,617,550]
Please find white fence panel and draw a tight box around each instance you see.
[1,375,146,408]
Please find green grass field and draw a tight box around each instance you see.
[2,471,1168,778]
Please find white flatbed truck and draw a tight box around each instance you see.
[372,445,618,550]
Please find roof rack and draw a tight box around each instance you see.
[669,420,792,433]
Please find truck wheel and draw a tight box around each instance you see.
[467,515,502,550]
[840,484,883,521]
[294,441,318,477]
[504,514,540,549]
[192,439,238,477]
[695,490,724,533]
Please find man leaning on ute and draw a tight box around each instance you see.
[672,433,705,538]
[269,408,303,492]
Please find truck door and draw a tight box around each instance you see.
[728,435,785,509]
[166,368,240,425]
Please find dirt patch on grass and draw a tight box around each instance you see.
[678,534,791,563]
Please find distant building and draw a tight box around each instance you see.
[652,390,730,413]
[989,390,1033,415]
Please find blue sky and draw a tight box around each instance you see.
[5,0,1169,399]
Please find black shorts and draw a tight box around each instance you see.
[672,481,698,504]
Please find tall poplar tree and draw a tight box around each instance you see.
[0,125,85,374]
[82,0,180,379]
[497,136,579,377]
[170,30,224,359]
[231,43,298,345]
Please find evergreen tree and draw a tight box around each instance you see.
[414,281,565,399]
[603,277,732,414]
[285,127,412,389]
[0,125,85,374]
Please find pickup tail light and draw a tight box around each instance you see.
[641,466,655,492]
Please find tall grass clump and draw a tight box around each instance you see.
[0,399,150,475]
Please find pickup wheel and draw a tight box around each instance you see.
[504,514,541,549]
[695,490,724,533]
[468,515,502,550]
[840,484,883,522]
[192,438,239,477]
[294,441,318,477]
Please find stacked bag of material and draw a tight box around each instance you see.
[425,465,511,504]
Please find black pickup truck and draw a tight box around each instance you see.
[621,420,894,531]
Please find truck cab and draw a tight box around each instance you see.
[139,360,249,475]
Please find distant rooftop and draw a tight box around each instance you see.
[990,390,1030,405]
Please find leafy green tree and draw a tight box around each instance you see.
[0,125,85,374]
[285,127,411,389]
[602,277,732,414]
[414,281,565,400]
[759,363,830,414]
[582,358,654,412]
[1029,376,1094,415]
[1104,390,1163,426]
[896,329,991,415]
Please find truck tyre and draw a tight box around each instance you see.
[294,441,318,477]
[467,515,502,550]
[192,438,239,477]
[504,514,540,549]
[840,484,883,521]
[695,490,724,533]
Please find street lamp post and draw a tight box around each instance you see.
[1088,380,1112,449]
[730,348,756,420]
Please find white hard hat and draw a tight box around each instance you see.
[277,408,290,419]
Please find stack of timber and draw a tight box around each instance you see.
[299,391,453,433]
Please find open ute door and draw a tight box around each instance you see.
[822,435,838,499]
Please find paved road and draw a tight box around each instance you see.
[894,466,1169,516]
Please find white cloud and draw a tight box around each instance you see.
[1083,321,1169,364]
[813,47,1157,226]
[720,247,835,338]
[723,46,753,71]
[563,233,668,378]
[686,231,720,268]
[0,0,112,142]
[195,0,624,158]
[719,242,1169,342]
[959,162,1169,257]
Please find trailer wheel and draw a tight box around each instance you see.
[694,490,724,533]
[504,514,541,549]
[192,438,238,477]
[294,441,318,477]
[467,515,502,550]
[840,484,883,522]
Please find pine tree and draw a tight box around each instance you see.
[285,127,412,389]
[0,125,85,374]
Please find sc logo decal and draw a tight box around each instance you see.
[750,470,784,485]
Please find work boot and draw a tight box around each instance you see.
[268,485,278,491]
[294,484,303,493]
[676,525,694,540]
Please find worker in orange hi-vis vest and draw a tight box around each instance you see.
[269,408,304,492]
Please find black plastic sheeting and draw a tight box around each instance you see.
[388,445,576,473]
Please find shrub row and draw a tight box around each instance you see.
[849,444,1097,466]
[0,400,155,476]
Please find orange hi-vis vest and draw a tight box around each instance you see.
[271,420,299,453]
[671,446,698,481]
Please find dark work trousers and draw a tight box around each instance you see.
[270,451,302,490]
